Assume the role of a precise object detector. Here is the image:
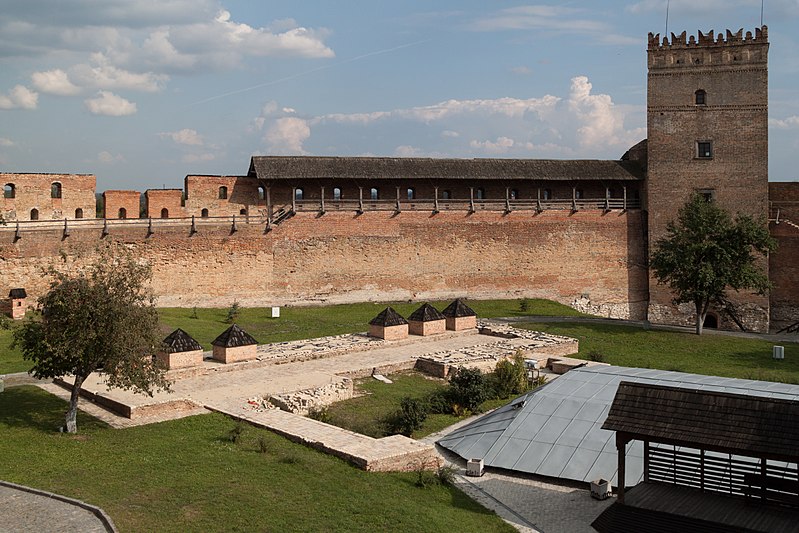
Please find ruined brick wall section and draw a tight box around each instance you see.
[646,28,770,332]
[184,175,264,217]
[0,210,648,320]
[1,173,96,221]
[769,182,799,330]
[145,189,184,219]
[103,190,141,219]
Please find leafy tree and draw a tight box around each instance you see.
[13,243,169,433]
[386,396,429,437]
[650,194,776,335]
[493,351,529,399]
[449,367,488,413]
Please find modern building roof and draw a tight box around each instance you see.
[604,381,799,460]
[8,288,26,299]
[437,365,799,488]
[162,328,204,354]
[407,303,446,322]
[211,324,258,348]
[441,299,477,318]
[248,156,645,181]
[368,307,408,327]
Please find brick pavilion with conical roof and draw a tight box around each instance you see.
[407,303,446,336]
[441,299,477,331]
[211,324,259,363]
[157,328,205,369]
[368,306,409,340]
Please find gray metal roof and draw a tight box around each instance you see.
[437,365,799,488]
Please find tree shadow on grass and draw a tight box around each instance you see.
[0,386,108,433]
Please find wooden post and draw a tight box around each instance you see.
[505,187,511,213]
[266,185,272,223]
[623,186,627,210]
[320,186,325,214]
[434,186,439,213]
[572,187,577,211]
[291,187,297,212]
[605,187,610,211]
[616,433,627,504]
[536,188,542,212]
[358,186,364,213]
[469,187,475,213]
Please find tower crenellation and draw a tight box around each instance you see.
[648,27,768,70]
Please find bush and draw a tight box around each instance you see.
[225,301,241,324]
[493,351,528,399]
[386,396,429,436]
[449,367,488,414]
[257,436,269,454]
[587,350,606,363]
[228,422,245,443]
[519,298,531,313]
[426,388,454,415]
[307,406,333,424]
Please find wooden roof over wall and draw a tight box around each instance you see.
[248,156,645,181]
[602,381,799,460]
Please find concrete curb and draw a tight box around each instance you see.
[0,480,118,533]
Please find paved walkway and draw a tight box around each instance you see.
[0,481,116,533]
[209,402,440,472]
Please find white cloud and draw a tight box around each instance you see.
[469,136,516,154]
[159,128,204,145]
[0,137,14,147]
[510,66,532,75]
[71,53,167,92]
[0,85,38,110]
[84,90,137,116]
[183,152,216,163]
[264,117,310,154]
[394,145,423,157]
[770,116,799,129]
[31,69,81,95]
[97,150,125,163]
[441,130,460,138]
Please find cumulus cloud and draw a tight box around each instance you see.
[770,116,799,129]
[441,130,460,138]
[71,53,167,92]
[264,117,310,154]
[84,90,136,116]
[97,150,125,163]
[0,137,15,147]
[0,85,38,109]
[183,152,216,163]
[394,145,423,157]
[510,66,532,75]
[31,69,81,95]
[159,128,204,145]
[469,136,516,154]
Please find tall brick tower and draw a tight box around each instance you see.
[645,27,770,331]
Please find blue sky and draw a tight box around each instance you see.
[1,1,797,190]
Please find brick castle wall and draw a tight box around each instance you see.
[1,173,96,221]
[0,210,649,318]
[769,182,799,330]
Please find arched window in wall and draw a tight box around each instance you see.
[510,189,519,200]
[257,186,265,201]
[201,208,209,218]
[542,189,552,200]
[407,187,416,200]
[3,183,15,198]
[118,207,127,219]
[160,208,169,219]
[476,188,486,200]
[51,182,62,199]
[695,89,706,105]
[74,208,83,219]
[218,186,228,200]
[442,190,452,200]
[30,208,39,220]
[333,187,342,200]
[294,188,304,201]
[370,188,379,200]
[239,208,247,215]
[575,189,584,199]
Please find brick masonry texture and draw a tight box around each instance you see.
[0,210,649,319]
[1,173,96,221]
[769,182,799,330]
[103,190,140,219]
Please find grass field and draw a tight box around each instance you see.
[519,322,799,383]
[0,386,514,533]
[0,298,581,375]
[324,372,511,439]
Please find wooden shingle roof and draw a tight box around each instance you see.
[369,307,408,327]
[249,156,645,181]
[162,328,203,354]
[441,299,476,318]
[408,303,446,322]
[8,288,26,299]
[212,324,258,348]
[602,382,799,460]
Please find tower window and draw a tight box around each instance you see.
[30,208,39,220]
[161,208,169,218]
[218,186,228,200]
[370,188,379,200]
[442,190,452,200]
[201,208,209,218]
[697,141,713,159]
[4,183,15,198]
[333,187,342,200]
[257,186,265,201]
[294,188,304,201]
[118,207,127,219]
[476,188,486,200]
[407,187,416,200]
[697,189,716,202]
[51,182,62,199]
[74,208,83,219]
[695,90,706,105]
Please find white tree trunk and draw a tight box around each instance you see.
[64,375,85,433]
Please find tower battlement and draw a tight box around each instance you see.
[648,26,767,49]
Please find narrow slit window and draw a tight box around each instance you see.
[695,89,706,105]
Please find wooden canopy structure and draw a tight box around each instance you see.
[592,381,799,532]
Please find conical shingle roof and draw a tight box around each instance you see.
[407,303,445,322]
[163,328,204,353]
[212,324,258,348]
[369,307,408,327]
[441,299,477,318]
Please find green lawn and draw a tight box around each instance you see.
[324,372,511,439]
[519,322,799,383]
[0,386,514,533]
